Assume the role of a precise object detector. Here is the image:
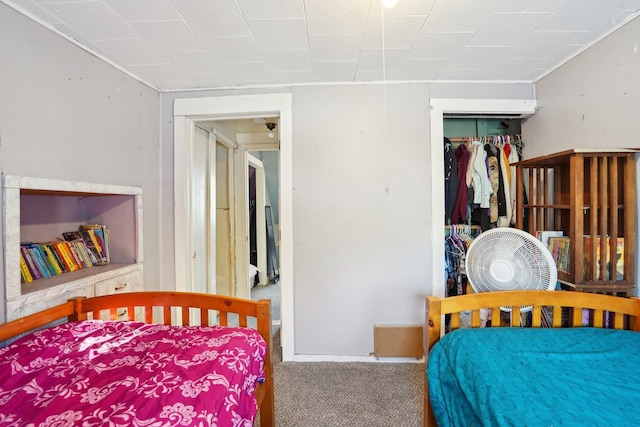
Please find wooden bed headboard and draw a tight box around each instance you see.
[0,291,275,427]
[423,290,640,427]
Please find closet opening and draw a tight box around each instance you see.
[443,117,524,300]
[428,98,537,300]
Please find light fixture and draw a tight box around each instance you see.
[266,122,276,139]
[382,0,398,8]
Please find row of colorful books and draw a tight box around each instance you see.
[548,236,571,274]
[537,230,625,280]
[20,224,110,283]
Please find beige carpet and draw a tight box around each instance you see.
[260,327,425,426]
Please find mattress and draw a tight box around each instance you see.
[428,327,640,426]
[0,320,267,426]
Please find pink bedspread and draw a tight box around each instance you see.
[0,320,267,426]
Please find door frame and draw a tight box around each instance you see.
[429,99,537,298]
[174,93,294,361]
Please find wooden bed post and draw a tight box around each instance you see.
[256,299,275,427]
[424,296,441,427]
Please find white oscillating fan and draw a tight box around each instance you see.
[465,228,557,311]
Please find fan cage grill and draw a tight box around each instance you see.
[465,228,558,300]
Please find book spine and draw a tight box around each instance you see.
[42,244,64,275]
[20,246,41,280]
[80,238,99,265]
[80,228,106,264]
[73,240,93,268]
[27,246,51,278]
[102,225,110,263]
[19,251,33,283]
[55,242,77,271]
[33,244,56,277]
[48,243,69,273]
[65,241,85,269]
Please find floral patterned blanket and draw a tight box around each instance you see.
[0,320,267,426]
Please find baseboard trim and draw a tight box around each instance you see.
[292,354,424,363]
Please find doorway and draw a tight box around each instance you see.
[248,150,281,325]
[173,93,294,361]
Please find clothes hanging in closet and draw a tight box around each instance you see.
[444,225,478,297]
[450,144,470,224]
[445,135,524,229]
[444,137,458,224]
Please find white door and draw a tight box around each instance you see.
[191,126,216,294]
[215,141,234,296]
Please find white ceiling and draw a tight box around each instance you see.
[5,0,640,92]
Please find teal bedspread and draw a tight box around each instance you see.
[428,327,640,426]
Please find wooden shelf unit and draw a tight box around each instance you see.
[2,175,144,321]
[515,149,637,295]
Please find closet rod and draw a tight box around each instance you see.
[446,135,521,143]
[444,225,481,237]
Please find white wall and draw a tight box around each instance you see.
[523,15,640,158]
[0,5,161,310]
[291,84,431,355]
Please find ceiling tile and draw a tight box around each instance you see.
[622,0,640,10]
[7,0,61,23]
[493,0,566,14]
[263,49,311,72]
[311,60,357,81]
[512,30,586,60]
[103,0,180,22]
[165,51,224,74]
[354,69,384,81]
[451,46,513,68]
[39,1,137,41]
[408,32,472,59]
[30,0,88,3]
[422,0,502,33]
[202,37,261,62]
[309,34,362,61]
[238,0,305,20]
[400,58,450,80]
[5,0,640,89]
[437,66,485,80]
[182,72,233,88]
[538,0,632,32]
[171,0,250,38]
[481,57,544,79]
[127,63,185,85]
[362,16,427,49]
[247,19,309,50]
[357,48,410,70]
[93,38,167,66]
[51,22,95,47]
[221,62,273,85]
[130,21,206,53]
[368,0,436,17]
[466,13,552,47]
[304,0,368,35]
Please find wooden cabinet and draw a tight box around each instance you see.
[514,149,637,295]
[2,175,143,321]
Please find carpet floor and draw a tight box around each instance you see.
[259,327,425,426]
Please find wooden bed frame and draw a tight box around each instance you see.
[0,291,275,427]
[423,290,640,427]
